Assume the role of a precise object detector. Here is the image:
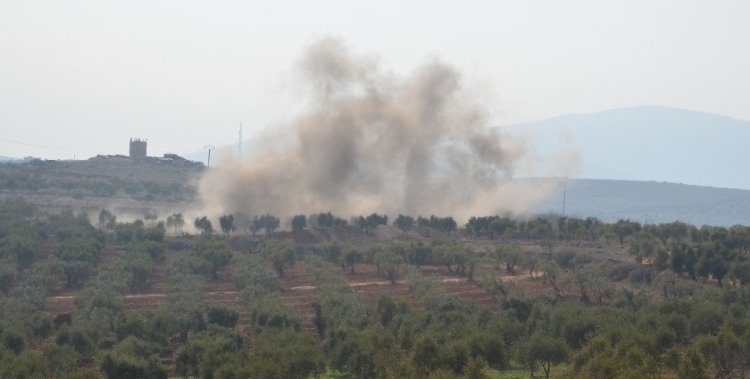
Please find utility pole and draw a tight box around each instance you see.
[204,145,215,168]
[562,182,567,216]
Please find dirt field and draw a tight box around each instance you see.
[43,239,519,348]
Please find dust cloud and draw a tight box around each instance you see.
[198,38,562,221]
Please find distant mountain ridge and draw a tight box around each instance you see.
[500,106,750,190]
[531,178,750,227]
[0,156,36,163]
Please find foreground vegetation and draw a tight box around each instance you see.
[2,198,750,378]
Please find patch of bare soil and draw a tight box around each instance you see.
[279,262,320,335]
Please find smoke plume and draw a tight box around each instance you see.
[198,38,557,221]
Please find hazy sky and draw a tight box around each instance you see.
[1,0,748,159]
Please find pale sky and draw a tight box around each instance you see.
[1,0,748,159]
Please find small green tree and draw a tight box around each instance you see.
[375,250,404,284]
[394,215,415,230]
[167,213,185,235]
[196,237,232,279]
[527,335,568,379]
[628,232,657,264]
[440,340,469,374]
[119,249,154,291]
[143,212,158,226]
[55,236,102,288]
[194,217,213,235]
[678,347,711,379]
[254,214,280,234]
[98,209,117,231]
[494,244,522,274]
[219,214,235,235]
[43,344,81,377]
[316,212,335,228]
[413,337,439,376]
[164,273,206,342]
[264,240,295,277]
[248,329,326,379]
[489,218,513,239]
[613,219,641,244]
[376,295,397,327]
[207,306,239,328]
[463,357,488,379]
[100,337,167,379]
[342,248,362,274]
[175,327,244,379]
[291,215,307,232]
[0,350,47,379]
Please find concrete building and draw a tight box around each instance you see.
[129,138,147,160]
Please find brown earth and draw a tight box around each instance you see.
[279,262,320,335]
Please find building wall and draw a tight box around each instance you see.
[129,138,147,159]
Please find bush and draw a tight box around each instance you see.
[55,325,95,355]
[607,263,635,282]
[136,240,165,262]
[0,259,19,293]
[251,298,300,332]
[466,332,508,369]
[0,350,47,378]
[247,329,326,379]
[554,250,578,269]
[2,327,27,354]
[43,344,81,377]
[100,348,166,379]
[628,265,656,284]
[207,307,239,328]
[195,237,232,279]
[175,327,244,379]
[115,222,145,244]
[119,250,153,291]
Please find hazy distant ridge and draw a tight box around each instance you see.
[533,178,750,227]
[501,106,750,190]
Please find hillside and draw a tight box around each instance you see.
[531,178,750,226]
[502,106,750,190]
[0,155,203,215]
[4,152,749,227]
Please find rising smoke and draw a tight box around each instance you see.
[198,38,559,221]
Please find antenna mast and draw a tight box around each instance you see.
[204,145,215,168]
[238,123,243,158]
